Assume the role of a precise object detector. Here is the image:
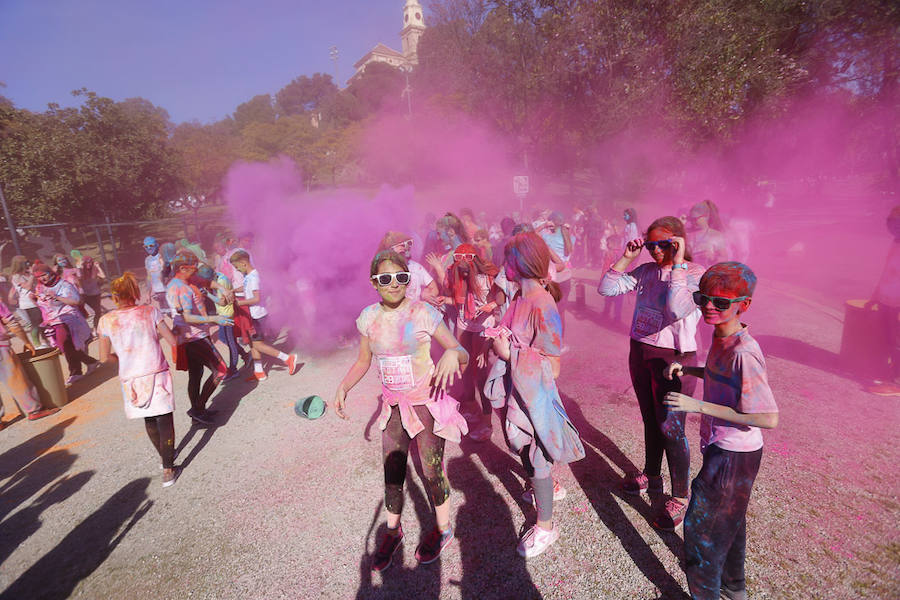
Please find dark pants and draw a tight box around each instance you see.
[144,412,176,469]
[628,339,697,498]
[83,294,103,330]
[50,323,97,377]
[685,445,763,600]
[382,404,450,514]
[184,338,227,414]
[152,292,169,312]
[217,323,240,370]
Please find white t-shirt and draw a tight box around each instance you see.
[243,270,268,320]
[405,260,434,302]
[145,253,166,293]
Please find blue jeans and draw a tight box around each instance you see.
[217,324,240,371]
[684,445,763,600]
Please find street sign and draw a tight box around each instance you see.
[513,175,529,196]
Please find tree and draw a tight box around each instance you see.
[347,62,407,115]
[233,94,276,130]
[275,73,339,116]
[171,120,239,204]
[0,90,182,224]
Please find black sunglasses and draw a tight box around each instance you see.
[371,272,411,286]
[644,240,674,252]
[693,291,748,311]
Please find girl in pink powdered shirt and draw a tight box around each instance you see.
[98,272,179,488]
[334,250,469,572]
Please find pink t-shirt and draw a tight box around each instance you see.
[700,326,779,453]
[356,299,442,403]
[97,305,169,380]
[500,287,562,357]
[166,278,209,343]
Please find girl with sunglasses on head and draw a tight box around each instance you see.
[440,243,499,441]
[334,250,469,572]
[599,215,704,531]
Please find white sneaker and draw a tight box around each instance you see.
[517,524,559,558]
[65,374,82,387]
[521,480,567,504]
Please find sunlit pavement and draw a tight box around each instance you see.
[1,258,897,599]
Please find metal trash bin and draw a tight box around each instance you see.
[839,299,891,379]
[17,348,68,408]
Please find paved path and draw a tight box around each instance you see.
[1,260,898,599]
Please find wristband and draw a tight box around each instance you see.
[672,263,688,270]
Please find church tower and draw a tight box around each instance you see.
[400,0,426,64]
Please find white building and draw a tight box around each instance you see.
[351,0,426,80]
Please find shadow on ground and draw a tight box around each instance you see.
[562,393,690,600]
[0,477,153,600]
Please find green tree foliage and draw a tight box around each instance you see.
[275,73,339,116]
[233,94,277,129]
[0,90,182,224]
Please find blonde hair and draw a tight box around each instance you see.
[111,271,141,305]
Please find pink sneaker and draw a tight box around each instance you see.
[621,472,663,496]
[517,524,559,558]
[652,497,688,531]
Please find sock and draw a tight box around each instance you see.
[254,361,264,373]
[277,352,289,362]
[532,476,554,523]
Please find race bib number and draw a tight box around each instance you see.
[378,355,415,391]
[632,306,664,343]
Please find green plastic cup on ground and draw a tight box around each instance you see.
[295,395,326,420]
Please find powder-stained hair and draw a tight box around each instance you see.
[369,250,409,277]
[377,231,412,253]
[171,251,199,270]
[700,262,757,298]
[504,232,562,302]
[228,250,250,265]
[111,272,141,304]
[646,216,693,262]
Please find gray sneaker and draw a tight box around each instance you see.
[720,587,747,600]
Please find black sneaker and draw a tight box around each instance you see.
[187,409,214,425]
[415,526,454,564]
[372,526,403,572]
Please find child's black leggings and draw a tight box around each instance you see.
[684,445,762,600]
[144,412,176,469]
[628,339,697,498]
[382,404,450,515]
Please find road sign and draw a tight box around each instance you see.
[513,175,529,196]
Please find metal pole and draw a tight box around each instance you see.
[0,183,22,256]
[330,46,339,85]
[403,69,412,117]
[104,215,121,276]
[94,225,111,278]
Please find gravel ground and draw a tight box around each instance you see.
[1,259,898,599]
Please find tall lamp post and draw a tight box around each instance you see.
[329,46,339,85]
[402,66,413,117]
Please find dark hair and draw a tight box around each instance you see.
[377,231,412,253]
[646,216,693,262]
[500,217,515,236]
[438,213,470,244]
[370,250,408,277]
[511,222,533,236]
[700,262,757,297]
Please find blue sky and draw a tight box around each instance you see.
[0,0,416,123]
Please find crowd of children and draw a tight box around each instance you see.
[331,202,790,600]
[20,198,888,600]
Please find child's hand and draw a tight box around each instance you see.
[671,235,686,264]
[663,391,702,413]
[664,362,684,380]
[623,238,643,260]
[432,350,463,396]
[334,387,349,420]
